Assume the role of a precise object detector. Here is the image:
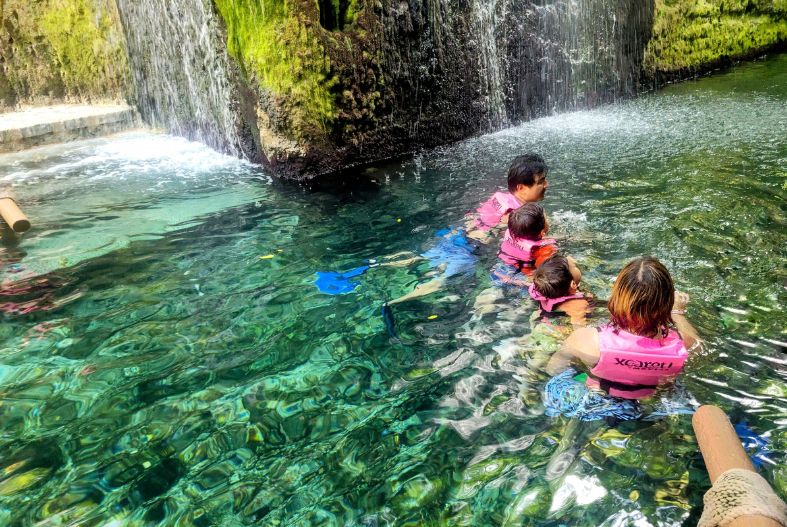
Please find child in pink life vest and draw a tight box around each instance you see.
[467,155,549,238]
[492,204,558,289]
[529,254,590,326]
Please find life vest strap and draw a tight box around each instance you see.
[497,250,535,272]
[587,372,659,394]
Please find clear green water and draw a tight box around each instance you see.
[0,55,785,526]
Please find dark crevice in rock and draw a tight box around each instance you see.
[318,0,353,30]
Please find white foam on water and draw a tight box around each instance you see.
[0,132,269,281]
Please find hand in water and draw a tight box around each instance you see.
[673,290,689,312]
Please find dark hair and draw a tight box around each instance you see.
[508,203,546,240]
[608,257,675,336]
[507,154,548,192]
[533,255,573,299]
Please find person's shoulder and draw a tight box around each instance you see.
[491,191,509,206]
[560,297,590,312]
[565,325,598,346]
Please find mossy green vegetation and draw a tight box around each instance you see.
[39,0,128,96]
[645,0,787,75]
[213,0,353,143]
[0,0,129,108]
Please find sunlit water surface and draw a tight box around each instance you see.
[0,55,785,526]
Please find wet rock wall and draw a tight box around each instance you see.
[0,0,130,109]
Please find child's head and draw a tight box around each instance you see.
[533,255,582,298]
[508,203,547,241]
[507,154,549,201]
[608,257,674,336]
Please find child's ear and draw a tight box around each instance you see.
[569,280,578,293]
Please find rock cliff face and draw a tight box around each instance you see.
[0,0,129,109]
[1,0,785,178]
[202,0,656,178]
[207,0,487,178]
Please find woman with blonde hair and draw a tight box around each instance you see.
[544,257,700,420]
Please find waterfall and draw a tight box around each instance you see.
[115,0,245,157]
[107,0,652,175]
[504,0,653,121]
[471,0,509,130]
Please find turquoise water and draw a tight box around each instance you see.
[0,54,785,526]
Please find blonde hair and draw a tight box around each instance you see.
[608,257,674,336]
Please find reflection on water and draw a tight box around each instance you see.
[0,55,785,525]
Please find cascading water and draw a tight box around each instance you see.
[115,0,246,157]
[471,0,509,130]
[504,0,653,120]
[107,0,653,173]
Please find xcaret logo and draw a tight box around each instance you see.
[613,358,674,370]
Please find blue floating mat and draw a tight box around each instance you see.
[314,265,370,295]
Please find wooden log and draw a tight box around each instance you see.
[692,405,782,527]
[0,197,31,233]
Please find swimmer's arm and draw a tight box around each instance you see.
[465,228,492,243]
[492,269,530,288]
[672,290,701,351]
[545,327,599,375]
[462,215,496,243]
[673,313,701,351]
[559,299,591,327]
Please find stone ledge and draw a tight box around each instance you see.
[0,104,142,153]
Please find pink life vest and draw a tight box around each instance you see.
[528,283,585,312]
[587,325,688,399]
[475,191,522,231]
[498,231,557,269]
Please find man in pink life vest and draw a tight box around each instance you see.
[465,154,549,241]
[388,155,550,306]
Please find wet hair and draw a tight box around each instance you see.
[508,203,546,240]
[533,255,573,299]
[608,257,675,336]
[507,154,548,192]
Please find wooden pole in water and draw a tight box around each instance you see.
[692,405,782,527]
[0,197,31,233]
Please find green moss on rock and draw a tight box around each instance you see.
[0,0,129,108]
[212,0,387,171]
[645,0,787,76]
[212,0,340,142]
